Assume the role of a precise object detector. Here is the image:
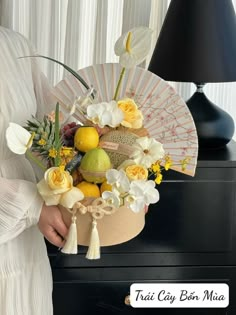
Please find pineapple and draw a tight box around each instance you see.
[25,115,79,170]
[24,115,58,163]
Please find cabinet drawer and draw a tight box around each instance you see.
[52,266,235,315]
[53,282,227,315]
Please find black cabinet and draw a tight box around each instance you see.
[47,141,236,315]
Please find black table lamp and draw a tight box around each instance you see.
[148,0,236,149]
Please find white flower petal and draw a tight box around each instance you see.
[42,194,61,206]
[102,191,120,208]
[114,27,153,68]
[143,181,160,204]
[127,180,159,212]
[37,179,62,205]
[87,104,103,116]
[6,122,32,154]
[60,187,84,208]
[111,108,124,127]
[87,101,123,128]
[100,111,113,127]
[150,142,165,160]
[106,169,120,185]
[135,136,150,148]
[138,155,154,168]
[109,100,119,110]
[106,169,130,193]
[145,189,159,204]
[114,34,127,56]
[129,181,144,196]
[128,199,146,213]
[130,180,160,204]
[130,137,165,168]
[119,53,139,69]
[37,179,53,196]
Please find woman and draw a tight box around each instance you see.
[0,26,68,315]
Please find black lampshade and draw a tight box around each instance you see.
[149,0,236,83]
[148,0,236,149]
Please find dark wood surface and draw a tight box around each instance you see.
[47,140,236,314]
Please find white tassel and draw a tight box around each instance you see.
[86,219,100,260]
[61,215,78,254]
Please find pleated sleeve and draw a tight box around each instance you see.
[0,177,44,245]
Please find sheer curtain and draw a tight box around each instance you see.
[0,0,235,138]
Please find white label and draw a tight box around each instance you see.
[99,141,119,151]
[130,283,229,308]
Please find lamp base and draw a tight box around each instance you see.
[186,83,235,149]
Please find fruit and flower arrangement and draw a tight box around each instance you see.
[6,27,192,259]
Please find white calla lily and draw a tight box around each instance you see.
[6,122,33,154]
[130,136,165,168]
[127,180,160,212]
[87,101,124,128]
[114,27,153,68]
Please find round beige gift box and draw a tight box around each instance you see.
[60,201,145,246]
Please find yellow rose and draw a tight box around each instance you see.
[37,166,84,208]
[125,164,148,181]
[46,167,73,193]
[117,98,143,129]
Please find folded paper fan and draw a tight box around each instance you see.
[52,63,198,176]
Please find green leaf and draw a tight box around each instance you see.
[26,120,40,128]
[54,102,61,167]
[19,55,91,92]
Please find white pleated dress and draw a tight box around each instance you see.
[0,27,53,315]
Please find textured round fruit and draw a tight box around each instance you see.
[74,126,99,152]
[99,130,138,168]
[100,180,112,194]
[79,148,111,183]
[76,181,100,198]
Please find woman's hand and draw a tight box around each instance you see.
[38,203,68,247]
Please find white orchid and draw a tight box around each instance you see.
[101,190,120,208]
[130,136,165,168]
[86,100,124,128]
[106,169,130,194]
[127,180,160,213]
[114,26,153,69]
[6,122,33,154]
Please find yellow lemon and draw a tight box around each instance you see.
[74,126,99,152]
[100,180,112,194]
[76,181,101,198]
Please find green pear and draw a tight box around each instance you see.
[79,148,111,183]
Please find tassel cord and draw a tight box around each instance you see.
[86,219,100,260]
[61,209,78,255]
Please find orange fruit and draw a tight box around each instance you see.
[100,180,112,194]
